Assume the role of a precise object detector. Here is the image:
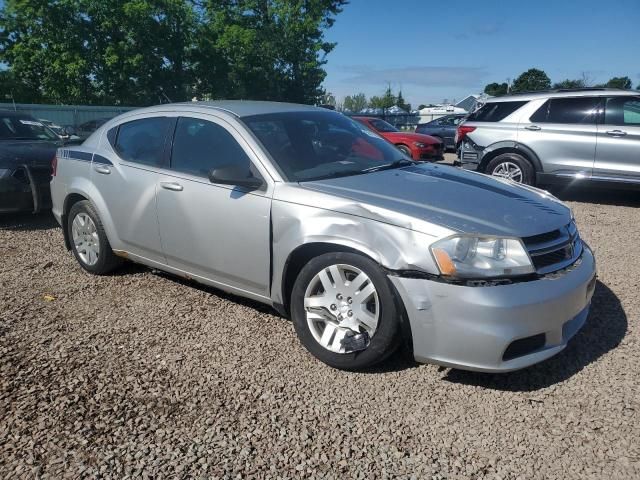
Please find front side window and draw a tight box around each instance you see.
[368,119,398,132]
[466,101,527,122]
[604,96,640,125]
[243,110,408,182]
[0,116,59,141]
[170,117,252,177]
[530,97,601,124]
[114,117,171,166]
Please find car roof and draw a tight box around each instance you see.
[124,100,325,119]
[485,88,639,103]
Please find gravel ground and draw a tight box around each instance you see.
[1,185,639,479]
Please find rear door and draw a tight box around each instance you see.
[519,96,600,177]
[92,116,172,264]
[155,114,272,298]
[594,95,640,181]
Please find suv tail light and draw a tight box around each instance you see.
[51,155,58,177]
[455,125,476,144]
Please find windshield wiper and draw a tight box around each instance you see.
[302,169,366,181]
[360,158,413,173]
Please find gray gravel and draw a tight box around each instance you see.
[1,187,639,479]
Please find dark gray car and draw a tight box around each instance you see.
[415,114,466,150]
[0,110,60,213]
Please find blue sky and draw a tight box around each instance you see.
[323,0,640,106]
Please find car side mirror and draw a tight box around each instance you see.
[208,164,264,190]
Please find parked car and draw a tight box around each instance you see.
[39,118,82,143]
[51,101,596,372]
[74,117,111,140]
[0,110,61,213]
[457,88,640,186]
[415,114,466,150]
[352,116,444,161]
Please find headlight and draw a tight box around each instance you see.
[0,168,12,178]
[413,142,426,148]
[430,235,534,279]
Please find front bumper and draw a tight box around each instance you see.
[390,244,597,372]
[414,144,444,161]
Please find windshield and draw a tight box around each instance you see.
[243,111,410,182]
[0,116,59,141]
[368,118,398,133]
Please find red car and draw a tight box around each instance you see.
[353,116,444,161]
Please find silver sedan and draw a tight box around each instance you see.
[50,101,596,371]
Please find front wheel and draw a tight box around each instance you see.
[485,153,535,185]
[290,252,401,370]
[396,144,413,158]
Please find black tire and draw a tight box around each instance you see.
[67,200,122,275]
[290,252,401,370]
[396,144,412,158]
[485,152,536,186]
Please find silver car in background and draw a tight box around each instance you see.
[457,88,640,187]
[50,102,596,372]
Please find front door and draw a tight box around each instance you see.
[594,95,640,181]
[155,115,272,298]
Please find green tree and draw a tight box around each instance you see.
[604,76,632,89]
[552,78,586,89]
[483,82,509,96]
[511,68,551,92]
[343,92,367,112]
[0,0,347,106]
[369,84,396,110]
[396,90,410,111]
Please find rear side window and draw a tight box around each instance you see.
[115,117,171,166]
[170,117,252,177]
[604,96,640,125]
[466,101,527,122]
[530,97,600,124]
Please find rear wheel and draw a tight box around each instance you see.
[290,252,401,370]
[485,152,535,185]
[68,200,122,274]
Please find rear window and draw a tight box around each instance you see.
[604,96,640,125]
[530,97,601,124]
[466,101,527,122]
[114,117,172,167]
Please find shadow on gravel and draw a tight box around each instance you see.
[0,211,59,231]
[549,185,640,207]
[443,280,627,392]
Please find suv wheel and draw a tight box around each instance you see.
[68,200,122,274]
[485,153,535,185]
[290,252,401,370]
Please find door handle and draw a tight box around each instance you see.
[606,130,627,137]
[160,181,183,192]
[524,125,541,131]
[94,165,111,175]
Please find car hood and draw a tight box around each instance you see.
[0,140,60,168]
[297,163,571,237]
[382,131,440,145]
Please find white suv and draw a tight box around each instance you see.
[457,88,640,186]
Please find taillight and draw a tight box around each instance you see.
[51,155,58,177]
[455,125,476,144]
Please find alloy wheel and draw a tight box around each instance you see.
[71,212,100,266]
[491,161,523,183]
[303,263,379,353]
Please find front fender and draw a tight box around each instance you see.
[270,198,441,305]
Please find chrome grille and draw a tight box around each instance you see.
[522,221,582,274]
